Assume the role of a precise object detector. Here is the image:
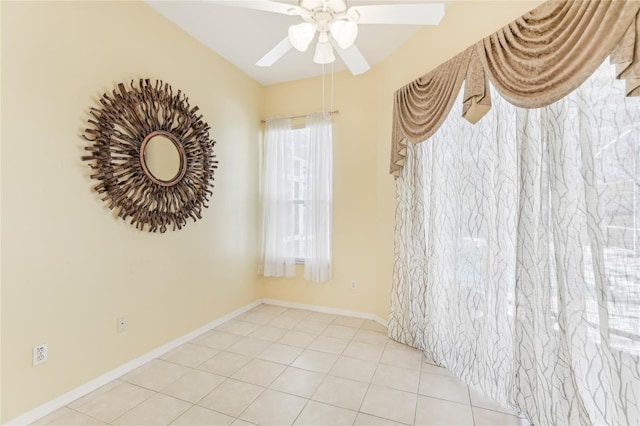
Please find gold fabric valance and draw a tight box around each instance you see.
[391,0,640,177]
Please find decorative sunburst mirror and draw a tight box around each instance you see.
[82,79,217,232]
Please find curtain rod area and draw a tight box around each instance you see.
[260,110,339,123]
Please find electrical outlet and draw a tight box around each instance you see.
[117,316,127,333]
[351,279,357,290]
[33,344,48,366]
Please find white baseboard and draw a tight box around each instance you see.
[8,298,388,426]
[5,299,262,426]
[372,314,388,328]
[262,298,389,327]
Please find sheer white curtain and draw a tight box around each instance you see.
[304,112,333,283]
[390,62,640,425]
[258,117,296,277]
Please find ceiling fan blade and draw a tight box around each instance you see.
[334,43,370,76]
[350,3,445,25]
[256,37,293,67]
[208,1,303,16]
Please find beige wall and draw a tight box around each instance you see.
[260,71,381,314]
[0,1,3,419]
[260,1,544,320]
[1,1,262,421]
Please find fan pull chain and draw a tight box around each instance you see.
[330,61,334,119]
[322,63,326,115]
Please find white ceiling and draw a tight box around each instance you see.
[147,1,444,86]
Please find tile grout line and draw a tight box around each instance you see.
[241,308,353,424]
[412,356,424,426]
[37,303,516,426]
[93,381,157,426]
[65,406,107,425]
[468,385,477,426]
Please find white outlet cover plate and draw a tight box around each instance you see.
[33,344,48,366]
[117,317,127,332]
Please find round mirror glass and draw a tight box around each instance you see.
[142,134,182,183]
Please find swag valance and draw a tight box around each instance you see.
[390,0,640,177]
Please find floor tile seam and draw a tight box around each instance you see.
[262,341,307,353]
[378,360,425,374]
[186,340,225,351]
[280,329,318,337]
[306,345,348,356]
[254,355,299,366]
[416,373,471,404]
[308,394,365,415]
[100,383,159,425]
[196,342,237,351]
[359,380,420,425]
[233,386,282,424]
[337,351,383,364]
[413,360,426,426]
[469,388,478,426]
[158,376,226,406]
[220,330,256,337]
[316,332,354,341]
[343,376,373,417]
[330,320,365,328]
[326,368,375,385]
[298,399,363,423]
[196,348,252,363]
[353,357,382,419]
[465,383,479,418]
[265,383,316,400]
[289,395,314,426]
[228,357,291,389]
[121,367,192,393]
[306,366,334,403]
[266,343,306,367]
[265,324,297,331]
[421,368,457,377]
[155,398,193,426]
[64,379,126,412]
[155,356,213,371]
[369,378,419,394]
[212,321,260,336]
[471,405,523,418]
[466,389,520,416]
[224,372,271,388]
[226,349,271,359]
[61,406,108,425]
[378,359,422,372]
[357,411,413,426]
[195,381,266,420]
[230,369,289,388]
[242,320,272,326]
[417,393,474,408]
[247,336,285,344]
[191,365,236,380]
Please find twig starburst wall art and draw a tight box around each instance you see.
[83,79,217,232]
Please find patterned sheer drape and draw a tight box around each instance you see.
[389,62,640,425]
[390,0,640,177]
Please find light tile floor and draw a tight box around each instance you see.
[32,304,530,426]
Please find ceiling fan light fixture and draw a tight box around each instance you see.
[329,20,358,49]
[288,22,316,52]
[313,38,336,64]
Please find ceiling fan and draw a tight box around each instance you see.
[210,0,445,75]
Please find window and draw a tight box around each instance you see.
[259,113,333,282]
[290,127,309,261]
